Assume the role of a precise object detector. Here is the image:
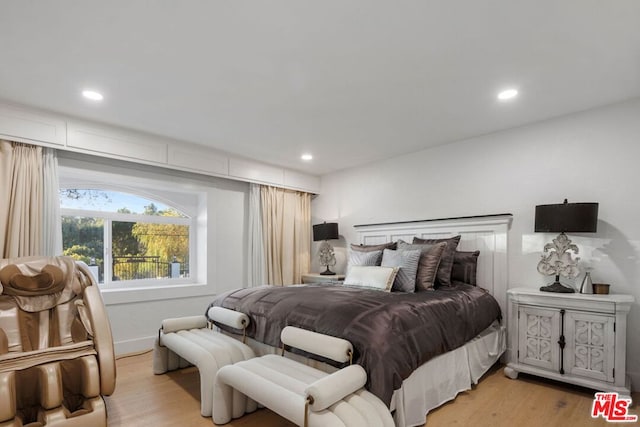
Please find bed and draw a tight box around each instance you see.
[209,214,512,427]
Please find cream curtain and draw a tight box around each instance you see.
[261,185,311,285]
[0,140,43,258]
[247,183,266,287]
[43,148,62,256]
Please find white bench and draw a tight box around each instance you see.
[153,307,256,417]
[213,326,394,427]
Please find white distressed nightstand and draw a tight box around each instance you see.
[301,273,345,284]
[504,287,634,398]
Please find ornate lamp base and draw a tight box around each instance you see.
[318,240,336,275]
[537,233,580,294]
[540,277,575,293]
[320,265,336,276]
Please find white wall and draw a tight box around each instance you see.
[58,152,248,354]
[312,97,640,390]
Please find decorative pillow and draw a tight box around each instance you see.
[451,250,480,285]
[381,248,421,292]
[347,248,383,267]
[412,235,461,287]
[397,240,447,291]
[343,266,399,292]
[350,242,397,252]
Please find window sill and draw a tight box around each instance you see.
[100,282,215,306]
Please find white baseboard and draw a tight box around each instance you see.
[114,336,155,356]
[628,370,639,393]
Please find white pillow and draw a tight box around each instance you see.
[343,266,399,292]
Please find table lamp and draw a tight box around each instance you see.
[312,222,339,275]
[535,199,598,293]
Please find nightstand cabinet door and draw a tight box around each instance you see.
[518,306,560,371]
[564,312,615,383]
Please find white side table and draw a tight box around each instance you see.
[301,273,345,284]
[504,287,634,399]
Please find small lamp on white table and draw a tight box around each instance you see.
[312,222,339,275]
[535,199,598,293]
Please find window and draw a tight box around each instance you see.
[60,188,193,288]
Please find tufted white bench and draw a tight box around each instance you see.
[153,307,256,417]
[213,326,394,427]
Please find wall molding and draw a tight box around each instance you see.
[0,100,320,193]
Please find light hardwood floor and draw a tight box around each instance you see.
[106,351,638,427]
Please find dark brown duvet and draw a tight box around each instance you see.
[207,283,501,406]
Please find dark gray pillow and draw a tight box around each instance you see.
[397,240,447,291]
[412,235,461,287]
[381,248,421,292]
[451,250,480,285]
[350,242,397,252]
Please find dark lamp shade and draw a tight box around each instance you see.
[535,202,599,233]
[313,222,339,241]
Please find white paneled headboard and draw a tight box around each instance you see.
[354,214,513,316]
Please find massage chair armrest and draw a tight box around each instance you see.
[83,285,116,396]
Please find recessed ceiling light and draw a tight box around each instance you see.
[82,90,104,101]
[497,89,518,101]
[301,154,313,161]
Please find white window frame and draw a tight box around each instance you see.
[61,204,195,289]
[58,154,206,293]
[56,153,220,307]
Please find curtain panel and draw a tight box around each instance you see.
[43,148,62,256]
[260,185,311,286]
[0,140,61,258]
[0,140,43,258]
[247,183,265,287]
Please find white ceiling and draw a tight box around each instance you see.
[1,1,639,175]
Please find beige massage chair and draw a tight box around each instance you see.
[0,256,115,427]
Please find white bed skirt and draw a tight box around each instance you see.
[220,320,505,427]
[391,320,505,427]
